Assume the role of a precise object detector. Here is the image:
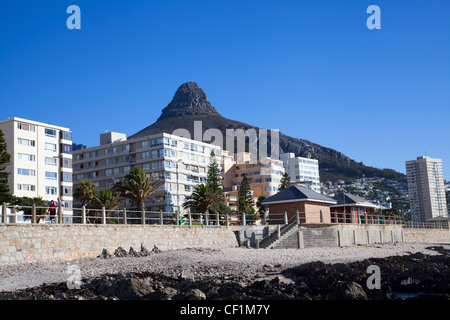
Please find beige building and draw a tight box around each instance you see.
[406,156,448,221]
[0,117,73,220]
[222,151,285,211]
[72,132,221,213]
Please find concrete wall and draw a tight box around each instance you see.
[290,224,405,248]
[0,224,239,266]
[402,227,450,244]
[335,224,404,247]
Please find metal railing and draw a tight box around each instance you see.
[0,203,232,227]
[1,202,448,229]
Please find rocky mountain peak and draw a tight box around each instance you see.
[157,82,221,121]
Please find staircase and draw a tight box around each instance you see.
[259,219,299,249]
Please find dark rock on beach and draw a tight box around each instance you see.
[0,246,448,301]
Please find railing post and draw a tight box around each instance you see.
[82,206,86,225]
[102,207,106,225]
[2,202,6,223]
[263,211,267,225]
[32,203,36,224]
[175,210,179,226]
[277,224,281,239]
[188,210,192,226]
[123,208,127,225]
[11,206,16,224]
[296,210,299,225]
[242,212,246,226]
[58,205,64,224]
[142,208,145,225]
[216,212,219,226]
[160,209,163,225]
[205,211,209,226]
[226,214,229,228]
[284,211,288,225]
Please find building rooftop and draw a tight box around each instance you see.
[331,192,378,208]
[262,185,336,204]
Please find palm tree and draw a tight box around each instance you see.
[113,168,163,210]
[183,184,225,223]
[73,179,96,206]
[90,189,122,211]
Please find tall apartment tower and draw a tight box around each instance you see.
[280,153,321,193]
[0,117,73,215]
[72,132,221,213]
[405,156,448,221]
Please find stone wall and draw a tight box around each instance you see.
[402,227,450,244]
[0,224,239,266]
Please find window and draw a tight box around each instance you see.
[18,168,36,176]
[105,159,111,166]
[142,151,150,159]
[123,166,130,174]
[163,138,170,146]
[152,149,163,158]
[17,123,35,132]
[113,147,119,154]
[61,158,72,167]
[17,138,35,147]
[45,157,57,166]
[62,173,72,182]
[151,138,163,147]
[45,128,56,137]
[62,186,73,196]
[60,131,72,140]
[123,155,129,162]
[151,161,163,170]
[45,172,57,180]
[123,144,130,152]
[141,141,149,148]
[113,168,120,175]
[17,184,35,192]
[45,143,57,152]
[105,148,111,155]
[105,169,112,176]
[45,186,57,195]
[18,153,35,162]
[113,157,119,164]
[61,144,72,154]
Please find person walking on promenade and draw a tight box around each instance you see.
[48,200,57,224]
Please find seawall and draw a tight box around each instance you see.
[0,224,239,266]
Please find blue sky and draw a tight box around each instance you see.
[1,0,449,180]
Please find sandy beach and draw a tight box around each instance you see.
[1,242,447,293]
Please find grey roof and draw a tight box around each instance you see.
[262,186,337,204]
[331,192,378,208]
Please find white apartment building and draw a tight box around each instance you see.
[280,153,321,193]
[406,156,448,221]
[72,132,221,213]
[0,117,73,216]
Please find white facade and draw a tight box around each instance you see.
[280,153,321,193]
[72,132,222,213]
[0,117,73,212]
[406,156,448,221]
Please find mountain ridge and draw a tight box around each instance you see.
[130,82,405,183]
